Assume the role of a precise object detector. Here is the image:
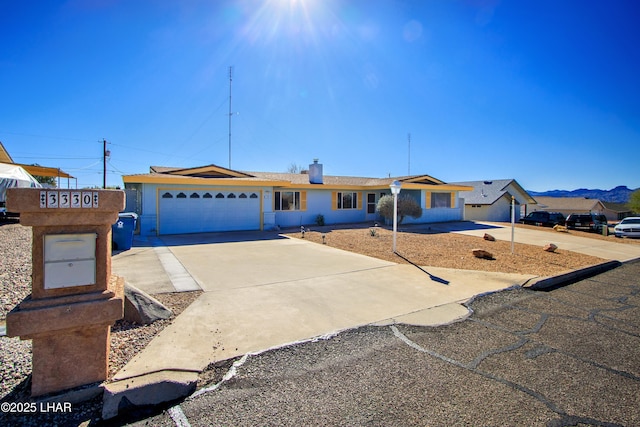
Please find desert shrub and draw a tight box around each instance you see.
[376,194,422,224]
[630,189,640,214]
[315,214,325,226]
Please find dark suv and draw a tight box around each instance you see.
[520,211,566,227]
[566,213,608,233]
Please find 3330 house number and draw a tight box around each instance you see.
[40,191,99,209]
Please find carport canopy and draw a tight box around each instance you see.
[17,163,74,179]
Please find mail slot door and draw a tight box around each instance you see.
[43,233,97,289]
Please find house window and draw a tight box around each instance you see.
[162,192,173,198]
[228,193,236,199]
[250,193,258,199]
[367,193,376,214]
[275,191,301,211]
[203,193,212,198]
[176,192,187,199]
[431,193,451,208]
[215,193,225,199]
[338,192,358,210]
[239,193,247,199]
[190,193,200,198]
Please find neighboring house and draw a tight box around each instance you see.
[0,162,42,216]
[452,179,537,223]
[602,202,634,222]
[0,141,12,163]
[122,160,473,236]
[535,196,606,217]
[0,141,74,186]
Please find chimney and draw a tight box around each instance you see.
[308,159,323,184]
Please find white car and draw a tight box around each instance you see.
[614,217,640,238]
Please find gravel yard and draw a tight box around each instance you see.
[0,223,201,401]
[0,224,31,320]
[0,219,633,405]
[283,223,608,277]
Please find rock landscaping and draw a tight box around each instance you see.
[284,224,606,277]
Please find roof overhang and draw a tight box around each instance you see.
[17,163,74,179]
[124,174,473,192]
[508,180,537,204]
[124,174,288,187]
[151,164,253,178]
[400,174,446,185]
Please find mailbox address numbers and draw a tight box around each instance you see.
[40,191,99,209]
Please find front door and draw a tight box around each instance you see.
[366,193,377,220]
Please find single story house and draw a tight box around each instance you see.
[122,161,473,236]
[534,196,606,217]
[451,179,537,223]
[602,202,634,222]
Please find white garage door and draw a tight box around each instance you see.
[158,190,260,235]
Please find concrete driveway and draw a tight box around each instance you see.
[130,259,640,427]
[112,223,640,297]
[105,223,639,418]
[161,233,396,292]
[112,231,397,294]
[110,230,534,379]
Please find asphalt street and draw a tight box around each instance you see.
[116,258,640,427]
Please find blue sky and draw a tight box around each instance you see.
[1,0,638,191]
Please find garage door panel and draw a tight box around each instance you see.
[158,190,260,235]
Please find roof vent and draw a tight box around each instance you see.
[308,159,323,184]
[483,181,493,185]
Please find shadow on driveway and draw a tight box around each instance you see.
[121,221,501,252]
[421,221,503,233]
[130,230,288,248]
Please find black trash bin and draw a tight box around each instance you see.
[112,212,138,251]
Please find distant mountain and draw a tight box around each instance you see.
[528,186,637,204]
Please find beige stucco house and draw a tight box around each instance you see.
[535,196,606,217]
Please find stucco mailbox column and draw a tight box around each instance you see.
[5,188,125,397]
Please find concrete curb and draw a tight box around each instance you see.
[524,260,622,291]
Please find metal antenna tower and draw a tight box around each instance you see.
[407,133,411,175]
[228,66,233,169]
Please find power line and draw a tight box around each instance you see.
[182,98,228,146]
[109,141,216,160]
[107,159,129,175]
[0,130,91,142]
[111,96,230,163]
[12,156,97,160]
[67,160,103,171]
[182,135,226,162]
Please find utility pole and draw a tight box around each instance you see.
[102,139,110,189]
[228,66,233,169]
